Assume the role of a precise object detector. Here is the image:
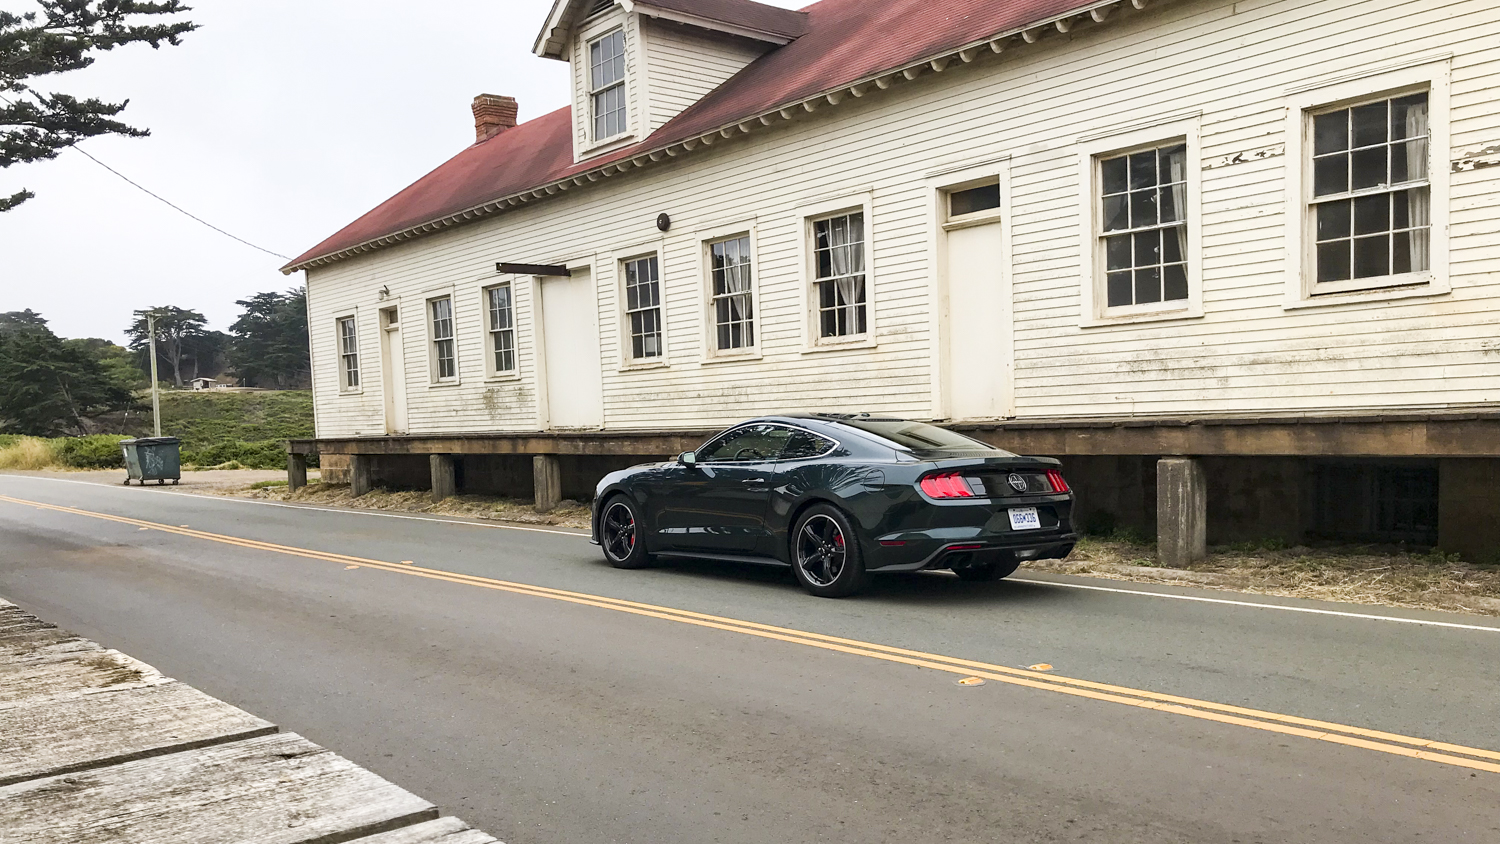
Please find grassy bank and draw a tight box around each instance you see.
[0,390,314,471]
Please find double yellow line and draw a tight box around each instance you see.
[6,492,1499,776]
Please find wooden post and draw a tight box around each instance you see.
[350,455,373,497]
[533,454,562,512]
[430,454,457,502]
[1157,457,1207,567]
[287,452,308,492]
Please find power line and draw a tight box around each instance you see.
[1,91,291,261]
[68,145,291,261]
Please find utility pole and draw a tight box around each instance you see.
[147,311,162,438]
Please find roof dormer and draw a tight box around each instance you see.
[535,0,808,163]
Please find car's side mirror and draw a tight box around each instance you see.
[677,451,697,467]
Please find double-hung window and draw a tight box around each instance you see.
[589,30,627,141]
[623,255,662,361]
[1099,143,1190,308]
[1309,92,1430,290]
[486,283,515,375]
[429,297,456,381]
[812,212,867,338]
[337,316,359,391]
[710,235,754,352]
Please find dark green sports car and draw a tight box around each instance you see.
[591,414,1076,597]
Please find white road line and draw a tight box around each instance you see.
[0,474,590,538]
[5,473,1498,632]
[1007,577,1500,633]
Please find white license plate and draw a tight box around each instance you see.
[1008,507,1041,531]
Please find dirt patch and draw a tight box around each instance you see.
[1028,538,1500,617]
[217,483,593,530]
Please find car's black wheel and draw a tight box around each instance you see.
[952,557,1022,582]
[600,495,651,569]
[791,504,869,598]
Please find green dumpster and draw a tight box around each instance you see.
[120,437,181,486]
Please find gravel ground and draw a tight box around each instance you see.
[1,468,311,491]
[219,482,593,529]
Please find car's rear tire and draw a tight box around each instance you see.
[952,556,1022,582]
[790,504,869,598]
[600,495,651,569]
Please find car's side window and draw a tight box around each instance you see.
[781,430,835,460]
[697,425,793,463]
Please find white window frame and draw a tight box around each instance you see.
[1077,115,1204,327]
[697,220,760,363]
[426,294,459,385]
[482,279,519,380]
[1284,59,1451,310]
[588,27,628,143]
[336,314,361,394]
[616,244,667,369]
[797,191,877,353]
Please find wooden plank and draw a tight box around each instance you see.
[0,732,438,844]
[0,680,276,787]
[0,605,79,656]
[348,817,500,844]
[0,647,167,705]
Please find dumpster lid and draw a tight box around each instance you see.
[119,437,180,445]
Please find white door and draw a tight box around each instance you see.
[380,306,408,434]
[945,221,1009,420]
[540,270,604,429]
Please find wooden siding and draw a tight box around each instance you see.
[639,19,769,134]
[305,0,1500,439]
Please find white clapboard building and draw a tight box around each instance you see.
[283,0,1500,559]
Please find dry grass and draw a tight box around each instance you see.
[1030,538,1500,617]
[227,483,593,529]
[0,438,58,470]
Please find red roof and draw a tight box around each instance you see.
[286,0,1102,270]
[637,0,809,39]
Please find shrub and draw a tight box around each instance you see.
[0,437,57,470]
[181,439,288,470]
[52,435,129,469]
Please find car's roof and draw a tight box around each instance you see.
[738,413,1020,457]
[760,412,908,423]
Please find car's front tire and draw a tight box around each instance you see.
[790,504,869,598]
[599,495,651,569]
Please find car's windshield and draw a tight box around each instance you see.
[835,418,1014,454]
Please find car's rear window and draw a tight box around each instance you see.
[833,419,1014,455]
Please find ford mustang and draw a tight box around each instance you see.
[591,414,1076,597]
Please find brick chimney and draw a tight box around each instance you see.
[472,94,518,144]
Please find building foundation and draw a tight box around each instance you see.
[286,453,308,493]
[533,455,562,512]
[430,454,457,502]
[1157,457,1207,567]
[350,454,373,497]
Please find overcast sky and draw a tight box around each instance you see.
[0,0,800,343]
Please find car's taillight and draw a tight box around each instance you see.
[1046,469,1070,493]
[920,471,978,499]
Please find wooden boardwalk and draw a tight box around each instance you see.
[0,597,500,844]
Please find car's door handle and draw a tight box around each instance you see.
[742,478,768,485]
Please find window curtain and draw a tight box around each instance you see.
[1168,147,1188,268]
[1406,102,1430,271]
[827,214,866,333]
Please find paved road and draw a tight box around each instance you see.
[2,473,1497,843]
